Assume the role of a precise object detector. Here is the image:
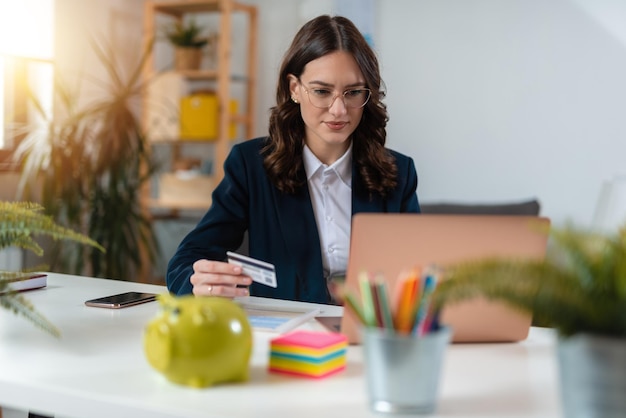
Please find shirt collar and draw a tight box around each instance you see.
[303,142,353,185]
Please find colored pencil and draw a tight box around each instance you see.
[370,281,384,327]
[412,272,438,335]
[358,271,377,327]
[343,292,366,326]
[375,280,395,329]
[394,269,421,334]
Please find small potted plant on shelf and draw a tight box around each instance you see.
[163,19,211,71]
[0,201,104,337]
[431,222,626,418]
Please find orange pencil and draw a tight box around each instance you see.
[393,268,422,333]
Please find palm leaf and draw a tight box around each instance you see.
[14,35,160,281]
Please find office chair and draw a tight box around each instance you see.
[420,198,541,216]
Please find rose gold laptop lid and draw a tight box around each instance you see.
[341,213,550,344]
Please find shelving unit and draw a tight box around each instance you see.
[141,0,258,212]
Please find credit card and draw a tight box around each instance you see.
[227,251,278,288]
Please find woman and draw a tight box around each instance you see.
[166,15,420,304]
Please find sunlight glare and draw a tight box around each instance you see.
[0,1,54,60]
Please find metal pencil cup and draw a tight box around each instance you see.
[363,326,451,415]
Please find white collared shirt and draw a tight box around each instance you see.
[303,143,353,281]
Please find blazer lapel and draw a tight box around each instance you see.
[273,179,324,282]
[352,165,387,214]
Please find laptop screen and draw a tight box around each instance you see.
[340,214,550,344]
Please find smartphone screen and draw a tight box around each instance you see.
[85,291,158,309]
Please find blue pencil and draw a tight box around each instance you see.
[411,272,438,335]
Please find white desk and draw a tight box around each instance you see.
[0,273,561,418]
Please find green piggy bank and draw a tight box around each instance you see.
[144,293,252,388]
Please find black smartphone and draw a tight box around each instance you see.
[84,291,157,309]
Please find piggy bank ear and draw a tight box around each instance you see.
[144,322,173,371]
[158,292,175,307]
[191,304,216,326]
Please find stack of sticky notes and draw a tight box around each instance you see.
[269,330,348,378]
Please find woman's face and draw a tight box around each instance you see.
[289,51,367,164]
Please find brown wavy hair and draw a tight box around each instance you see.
[263,15,398,196]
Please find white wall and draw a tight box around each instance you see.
[254,0,626,227]
[377,0,626,227]
[54,0,626,228]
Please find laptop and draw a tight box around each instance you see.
[340,214,550,344]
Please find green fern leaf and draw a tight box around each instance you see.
[433,224,626,338]
[0,201,104,337]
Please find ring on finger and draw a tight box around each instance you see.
[207,284,213,295]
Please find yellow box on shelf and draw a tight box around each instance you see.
[179,93,238,140]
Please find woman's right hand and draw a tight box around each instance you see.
[190,259,253,298]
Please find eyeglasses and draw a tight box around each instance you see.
[298,80,371,109]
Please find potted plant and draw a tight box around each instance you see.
[0,201,104,336]
[432,223,626,418]
[14,39,160,282]
[163,19,210,70]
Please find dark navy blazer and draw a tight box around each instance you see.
[166,137,420,304]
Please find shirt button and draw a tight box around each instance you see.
[326,215,332,221]
[323,185,329,190]
[328,247,334,253]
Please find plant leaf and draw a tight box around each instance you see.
[433,224,626,338]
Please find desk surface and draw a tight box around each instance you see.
[0,273,561,418]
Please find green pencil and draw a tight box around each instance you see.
[358,271,377,327]
[344,292,367,326]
